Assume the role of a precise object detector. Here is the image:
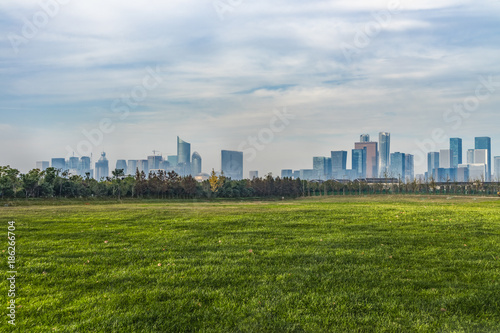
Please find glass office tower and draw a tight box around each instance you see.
[450,138,462,168]
[378,132,390,177]
[221,150,243,180]
[475,137,491,181]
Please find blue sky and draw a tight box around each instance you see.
[1,0,500,176]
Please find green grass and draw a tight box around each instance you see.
[1,195,499,332]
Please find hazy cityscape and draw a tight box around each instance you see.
[32,133,499,183]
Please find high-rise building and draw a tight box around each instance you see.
[148,155,162,171]
[249,171,259,179]
[51,158,66,171]
[159,160,171,171]
[281,169,293,178]
[313,157,328,180]
[390,152,405,179]
[467,164,488,181]
[494,156,500,181]
[331,151,347,178]
[360,134,370,143]
[378,132,390,177]
[127,160,137,176]
[167,155,178,166]
[79,156,92,177]
[352,148,367,178]
[475,137,491,181]
[68,156,79,170]
[473,149,488,166]
[439,149,452,169]
[221,150,243,180]
[95,152,109,180]
[177,137,191,175]
[355,142,378,178]
[467,149,475,164]
[456,166,469,182]
[450,138,462,168]
[191,152,202,175]
[137,160,149,175]
[427,152,439,178]
[36,161,49,171]
[299,169,316,181]
[116,160,127,173]
[404,154,414,182]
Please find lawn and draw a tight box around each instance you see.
[1,196,499,332]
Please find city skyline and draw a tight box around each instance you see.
[30,133,499,182]
[1,1,500,177]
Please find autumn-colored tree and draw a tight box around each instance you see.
[209,169,225,195]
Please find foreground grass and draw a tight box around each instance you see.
[1,195,499,332]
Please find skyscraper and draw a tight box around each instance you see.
[177,137,191,175]
[467,149,475,164]
[390,152,405,179]
[352,148,367,178]
[475,137,491,181]
[281,169,293,178]
[127,160,137,176]
[137,160,149,175]
[354,141,378,178]
[450,138,462,168]
[427,152,439,178]
[313,156,328,180]
[147,155,162,171]
[221,150,243,180]
[191,152,202,175]
[167,155,178,166]
[494,156,500,181]
[404,154,414,182]
[51,158,66,171]
[439,149,452,169]
[360,134,370,143]
[331,151,347,178]
[95,152,109,180]
[79,156,92,178]
[378,132,390,177]
[68,156,79,170]
[116,160,127,173]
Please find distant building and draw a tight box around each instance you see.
[95,152,109,180]
[191,152,202,175]
[450,138,462,168]
[299,169,317,181]
[36,161,49,171]
[127,160,137,176]
[148,155,162,171]
[352,148,367,179]
[221,150,243,180]
[313,157,328,180]
[390,152,405,179]
[249,171,259,179]
[467,149,475,164]
[68,156,79,170]
[116,160,127,173]
[378,132,390,177]
[167,155,178,166]
[159,160,171,172]
[281,169,293,178]
[467,163,488,182]
[427,152,439,180]
[331,151,347,178]
[292,170,300,179]
[79,156,92,178]
[354,142,378,178]
[456,166,469,182]
[51,158,66,171]
[177,137,191,176]
[439,149,452,169]
[475,137,491,181]
[494,156,500,181]
[360,134,370,143]
[404,154,414,182]
[137,159,149,175]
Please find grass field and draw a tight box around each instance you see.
[1,195,499,332]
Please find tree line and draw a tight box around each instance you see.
[0,165,499,200]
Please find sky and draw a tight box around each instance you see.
[1,0,500,176]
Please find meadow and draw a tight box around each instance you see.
[1,195,499,332]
